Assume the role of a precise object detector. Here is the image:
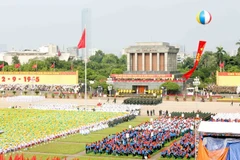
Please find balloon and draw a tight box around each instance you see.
[196,10,212,25]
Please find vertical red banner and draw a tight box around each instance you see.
[182,41,207,80]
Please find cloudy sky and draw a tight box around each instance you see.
[0,0,240,55]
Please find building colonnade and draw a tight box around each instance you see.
[127,52,168,72]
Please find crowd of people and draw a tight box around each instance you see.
[0,84,80,93]
[207,84,237,94]
[0,109,129,154]
[29,103,78,110]
[160,132,195,159]
[97,104,141,114]
[210,113,240,122]
[85,116,195,158]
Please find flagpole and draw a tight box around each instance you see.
[84,26,87,108]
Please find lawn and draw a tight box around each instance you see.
[26,142,86,154]
[58,134,107,143]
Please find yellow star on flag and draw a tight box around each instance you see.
[200,48,203,51]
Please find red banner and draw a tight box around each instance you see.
[182,41,206,80]
[111,74,172,79]
[218,72,240,76]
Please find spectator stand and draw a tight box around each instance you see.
[197,120,240,159]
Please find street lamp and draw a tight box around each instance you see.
[193,77,200,101]
[108,85,113,97]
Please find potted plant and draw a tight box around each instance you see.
[183,97,186,101]
[175,96,178,101]
[166,95,169,100]
[35,90,39,95]
[44,93,48,98]
[192,96,195,101]
[12,90,16,95]
[74,93,77,99]
[59,94,62,99]
[24,91,27,95]
[89,94,92,99]
[209,96,213,102]
[52,93,55,98]
[81,93,84,99]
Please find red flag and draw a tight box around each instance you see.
[0,62,4,68]
[182,41,206,80]
[50,63,55,68]
[9,155,12,160]
[31,155,36,160]
[18,154,23,160]
[219,62,224,68]
[0,154,4,160]
[77,29,86,49]
[14,154,19,160]
[14,63,20,68]
[32,64,37,69]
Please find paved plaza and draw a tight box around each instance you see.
[1,97,239,115]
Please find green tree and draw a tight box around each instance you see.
[119,55,127,64]
[236,40,240,55]
[102,54,118,64]
[12,56,20,64]
[160,82,180,94]
[215,46,227,66]
[182,57,194,69]
[89,50,105,63]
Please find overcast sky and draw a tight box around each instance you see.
[0,0,240,55]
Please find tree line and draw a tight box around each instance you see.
[178,44,240,88]
[1,43,240,91]
[0,50,127,91]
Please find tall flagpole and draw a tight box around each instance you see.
[84,26,87,108]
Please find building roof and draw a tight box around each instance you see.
[198,121,240,134]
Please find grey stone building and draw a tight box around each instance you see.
[110,42,183,93]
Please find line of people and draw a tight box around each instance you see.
[147,110,168,116]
